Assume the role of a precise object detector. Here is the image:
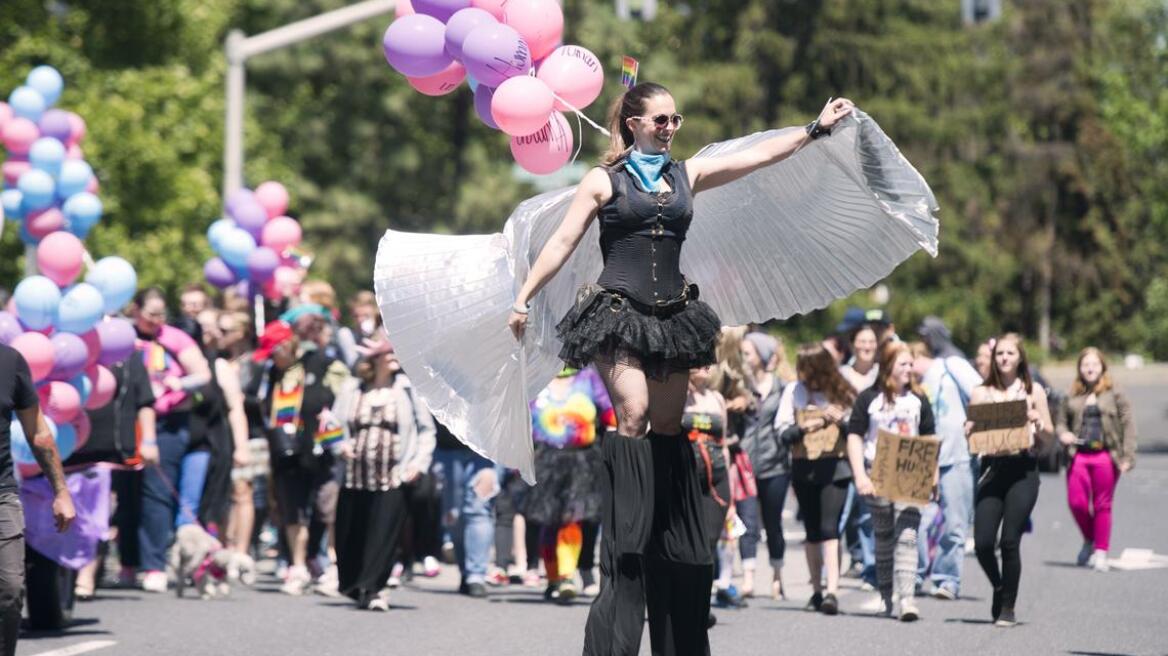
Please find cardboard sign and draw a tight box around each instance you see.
[967,400,1031,455]
[870,430,940,505]
[793,408,844,460]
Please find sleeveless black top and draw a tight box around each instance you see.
[596,158,695,305]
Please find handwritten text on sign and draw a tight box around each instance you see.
[967,400,1031,455]
[870,430,939,505]
[793,408,844,460]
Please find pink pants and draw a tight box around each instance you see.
[1066,450,1119,551]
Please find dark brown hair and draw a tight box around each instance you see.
[795,343,856,408]
[875,340,924,404]
[602,82,672,165]
[983,332,1034,394]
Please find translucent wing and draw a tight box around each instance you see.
[373,109,938,482]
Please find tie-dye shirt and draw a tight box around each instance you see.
[530,368,616,449]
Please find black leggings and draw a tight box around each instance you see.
[757,474,791,564]
[792,477,849,542]
[974,457,1040,610]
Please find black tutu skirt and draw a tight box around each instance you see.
[556,285,721,381]
[523,446,603,525]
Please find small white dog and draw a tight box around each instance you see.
[172,524,257,599]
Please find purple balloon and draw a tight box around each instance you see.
[49,332,88,381]
[383,14,452,78]
[246,247,280,283]
[225,188,255,219]
[474,84,499,129]
[462,23,531,88]
[232,199,267,238]
[444,7,496,60]
[96,318,135,367]
[0,311,22,345]
[204,257,238,289]
[414,0,471,22]
[38,109,72,143]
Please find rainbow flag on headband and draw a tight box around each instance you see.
[621,56,639,89]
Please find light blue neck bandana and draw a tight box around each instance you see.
[626,150,669,192]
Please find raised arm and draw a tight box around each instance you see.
[509,167,612,339]
[687,98,855,193]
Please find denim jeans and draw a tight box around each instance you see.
[139,414,210,571]
[918,460,974,592]
[435,449,498,584]
[854,492,877,586]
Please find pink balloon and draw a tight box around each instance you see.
[37,232,85,287]
[511,111,573,175]
[11,332,54,383]
[66,112,86,146]
[0,102,11,129]
[84,364,116,410]
[537,45,604,112]
[261,216,303,252]
[26,207,65,240]
[17,463,42,480]
[66,143,84,160]
[395,0,415,18]
[254,181,289,219]
[73,412,92,449]
[80,329,102,369]
[2,158,31,187]
[39,381,81,424]
[470,0,506,20]
[502,0,563,61]
[408,60,467,96]
[491,76,554,137]
[1,117,39,156]
[85,176,99,195]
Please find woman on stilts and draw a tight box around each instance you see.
[508,82,855,655]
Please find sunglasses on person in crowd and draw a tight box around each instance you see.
[633,113,684,129]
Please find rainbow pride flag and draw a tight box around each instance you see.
[271,384,302,427]
[621,56,639,89]
[314,425,344,449]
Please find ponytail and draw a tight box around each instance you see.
[600,82,671,166]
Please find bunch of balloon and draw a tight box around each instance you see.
[1,66,103,245]
[203,181,308,303]
[382,0,606,175]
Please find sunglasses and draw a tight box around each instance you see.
[632,113,684,129]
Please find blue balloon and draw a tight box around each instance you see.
[26,65,64,106]
[56,159,93,199]
[29,137,66,176]
[55,422,77,461]
[9,419,38,465]
[1,190,24,221]
[13,275,62,330]
[207,218,235,253]
[56,282,104,334]
[70,372,93,406]
[18,221,38,246]
[8,86,46,122]
[17,169,55,211]
[85,256,138,314]
[218,227,257,269]
[62,191,102,233]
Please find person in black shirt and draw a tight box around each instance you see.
[0,344,76,653]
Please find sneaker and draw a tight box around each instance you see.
[820,593,839,616]
[522,569,542,588]
[441,541,457,564]
[1076,542,1094,567]
[387,562,404,588]
[315,565,341,598]
[280,566,311,596]
[843,561,864,579]
[931,582,958,600]
[459,581,488,598]
[363,591,391,612]
[714,586,748,609]
[859,580,876,592]
[486,567,509,586]
[141,570,168,593]
[579,569,599,597]
[863,593,894,617]
[994,607,1017,627]
[422,556,441,578]
[1093,550,1109,572]
[556,580,578,605]
[898,598,920,622]
[805,591,824,612]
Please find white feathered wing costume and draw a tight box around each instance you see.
[373,110,939,483]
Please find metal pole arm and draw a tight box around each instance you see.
[234,0,397,62]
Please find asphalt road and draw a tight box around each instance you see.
[18,454,1168,656]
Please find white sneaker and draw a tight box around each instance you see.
[365,595,390,611]
[862,593,894,617]
[141,570,168,593]
[387,562,404,588]
[1093,550,1109,572]
[280,566,311,596]
[315,564,342,598]
[898,598,920,622]
[1076,542,1094,567]
[423,556,441,578]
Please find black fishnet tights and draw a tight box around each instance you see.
[593,348,689,437]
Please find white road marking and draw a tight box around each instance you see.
[1108,547,1168,571]
[29,640,117,656]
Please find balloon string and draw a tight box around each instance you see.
[570,110,584,167]
[552,93,611,137]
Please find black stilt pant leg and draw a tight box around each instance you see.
[584,431,655,656]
